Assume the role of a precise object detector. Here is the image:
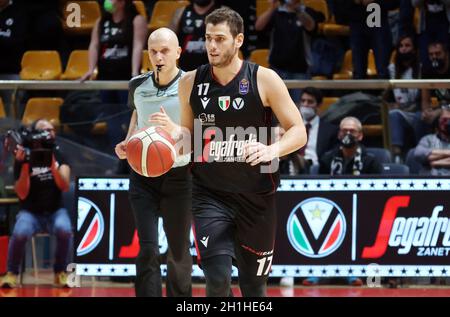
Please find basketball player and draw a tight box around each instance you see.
[115,28,192,297]
[176,8,307,297]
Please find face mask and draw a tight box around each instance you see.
[340,133,357,149]
[104,0,115,13]
[300,107,316,121]
[431,58,445,71]
[193,0,212,7]
[397,51,415,64]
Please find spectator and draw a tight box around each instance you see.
[320,116,383,175]
[279,87,338,174]
[255,0,325,103]
[342,0,393,79]
[220,0,258,58]
[386,34,426,161]
[412,0,450,69]
[80,0,147,150]
[0,0,27,111]
[399,0,415,37]
[0,119,72,288]
[170,0,220,71]
[23,0,65,51]
[420,41,450,128]
[304,116,382,287]
[414,105,450,175]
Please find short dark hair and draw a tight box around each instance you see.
[428,41,448,53]
[301,87,323,105]
[205,7,244,38]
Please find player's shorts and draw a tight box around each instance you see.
[192,181,277,277]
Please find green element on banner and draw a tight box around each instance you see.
[293,216,313,254]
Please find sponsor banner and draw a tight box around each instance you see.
[75,177,450,277]
[276,178,450,276]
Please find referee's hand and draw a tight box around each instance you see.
[115,140,127,159]
[148,106,177,135]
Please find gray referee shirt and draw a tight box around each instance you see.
[128,70,190,167]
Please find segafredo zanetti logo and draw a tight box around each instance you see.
[287,197,346,258]
[77,197,105,256]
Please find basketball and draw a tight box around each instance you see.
[126,126,176,177]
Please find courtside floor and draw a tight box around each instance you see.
[1,271,450,297]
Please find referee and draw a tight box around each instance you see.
[115,28,192,297]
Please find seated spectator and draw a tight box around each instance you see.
[421,41,450,127]
[170,0,221,71]
[80,0,147,151]
[412,0,450,69]
[386,34,426,161]
[306,116,383,287]
[255,0,325,103]
[414,105,450,175]
[319,116,383,175]
[0,119,72,288]
[279,87,338,175]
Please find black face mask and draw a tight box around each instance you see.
[431,58,446,72]
[397,51,415,64]
[193,0,212,7]
[340,133,358,149]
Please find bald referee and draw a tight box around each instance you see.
[115,28,192,297]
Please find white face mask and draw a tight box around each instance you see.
[300,106,316,121]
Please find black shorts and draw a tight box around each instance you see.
[192,181,277,277]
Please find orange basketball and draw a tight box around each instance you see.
[126,126,176,177]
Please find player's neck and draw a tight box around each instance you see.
[211,57,243,86]
[157,67,179,86]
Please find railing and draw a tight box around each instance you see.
[1,79,450,90]
[1,79,449,149]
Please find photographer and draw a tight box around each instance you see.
[1,119,72,288]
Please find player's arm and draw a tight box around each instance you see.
[177,70,196,155]
[178,71,195,134]
[115,110,137,159]
[245,67,307,166]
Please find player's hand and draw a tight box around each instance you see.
[115,140,127,159]
[14,145,26,162]
[148,106,177,135]
[244,142,277,166]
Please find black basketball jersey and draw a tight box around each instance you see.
[97,15,134,80]
[190,61,280,194]
[177,4,218,71]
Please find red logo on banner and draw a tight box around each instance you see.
[362,196,410,259]
[119,230,140,258]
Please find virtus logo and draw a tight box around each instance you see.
[77,197,105,256]
[287,198,346,258]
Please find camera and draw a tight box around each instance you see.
[3,126,56,166]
